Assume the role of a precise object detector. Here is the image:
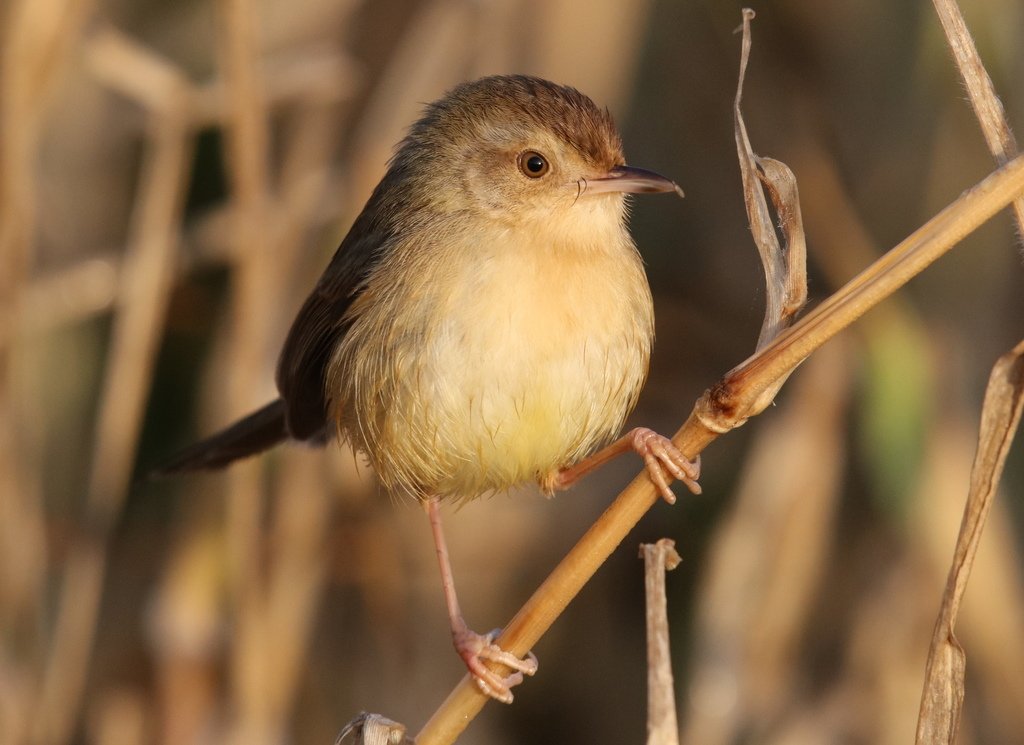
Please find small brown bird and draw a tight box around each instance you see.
[158,75,699,703]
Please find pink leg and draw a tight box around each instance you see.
[550,427,701,504]
[425,497,538,703]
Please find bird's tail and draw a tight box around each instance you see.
[152,398,290,475]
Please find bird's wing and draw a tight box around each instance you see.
[275,195,395,441]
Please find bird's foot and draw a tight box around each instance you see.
[454,627,538,704]
[629,427,701,504]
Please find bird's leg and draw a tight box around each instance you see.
[550,427,701,504]
[424,496,538,703]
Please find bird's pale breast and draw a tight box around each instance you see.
[329,207,654,501]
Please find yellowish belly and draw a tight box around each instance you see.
[331,228,654,500]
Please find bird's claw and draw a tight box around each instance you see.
[630,427,701,504]
[454,627,538,704]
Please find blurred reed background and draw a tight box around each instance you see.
[2,0,1023,743]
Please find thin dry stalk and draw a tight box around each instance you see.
[914,341,1024,743]
[0,3,90,737]
[213,2,279,742]
[931,0,1024,241]
[29,47,195,745]
[215,0,275,406]
[641,539,682,745]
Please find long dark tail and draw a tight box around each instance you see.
[152,399,290,475]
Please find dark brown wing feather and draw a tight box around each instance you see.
[275,182,399,440]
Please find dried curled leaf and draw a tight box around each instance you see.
[731,9,808,417]
[915,340,1024,744]
[733,8,807,353]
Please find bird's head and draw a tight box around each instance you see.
[390,75,681,228]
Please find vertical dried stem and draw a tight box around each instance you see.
[0,2,79,740]
[641,540,682,745]
[215,2,279,741]
[31,58,195,745]
[931,0,1024,240]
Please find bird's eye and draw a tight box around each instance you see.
[518,151,550,178]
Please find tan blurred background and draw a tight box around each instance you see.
[2,0,1023,743]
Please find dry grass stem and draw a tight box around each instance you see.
[0,4,91,736]
[931,0,1024,241]
[641,539,682,745]
[30,45,195,745]
[213,2,280,742]
[915,340,1024,743]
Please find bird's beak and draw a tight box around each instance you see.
[582,165,684,198]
